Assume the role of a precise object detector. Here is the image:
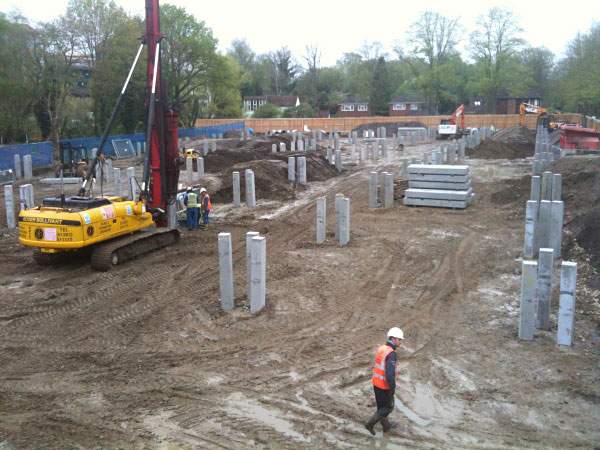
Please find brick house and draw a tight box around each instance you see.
[243,95,300,116]
[388,95,426,116]
[337,97,370,117]
[496,93,543,114]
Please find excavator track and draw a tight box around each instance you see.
[90,228,180,271]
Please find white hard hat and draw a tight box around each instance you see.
[199,188,207,193]
[387,327,404,340]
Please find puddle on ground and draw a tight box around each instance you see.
[394,394,431,427]
[224,392,310,443]
[429,229,462,240]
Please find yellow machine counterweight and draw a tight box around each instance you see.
[18,196,178,271]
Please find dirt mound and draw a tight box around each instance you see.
[491,126,536,146]
[491,155,600,266]
[211,152,339,204]
[468,127,536,159]
[467,140,534,159]
[352,121,427,137]
[554,157,600,266]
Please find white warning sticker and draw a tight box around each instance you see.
[43,228,57,241]
[101,206,115,220]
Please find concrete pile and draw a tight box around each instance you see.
[523,171,563,259]
[532,126,561,175]
[404,164,474,209]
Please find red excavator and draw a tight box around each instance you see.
[437,104,468,139]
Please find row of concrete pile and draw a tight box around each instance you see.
[519,128,576,347]
[404,164,474,209]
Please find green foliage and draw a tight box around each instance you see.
[2,4,600,145]
[405,11,461,113]
[160,4,218,123]
[469,7,524,112]
[370,57,392,115]
[551,25,600,115]
[0,13,40,143]
[207,55,242,119]
[253,103,281,118]
[91,15,145,135]
[281,103,316,118]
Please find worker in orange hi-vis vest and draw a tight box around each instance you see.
[365,327,404,435]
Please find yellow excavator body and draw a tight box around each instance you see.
[18,197,154,253]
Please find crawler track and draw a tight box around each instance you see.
[90,228,180,271]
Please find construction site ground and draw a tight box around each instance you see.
[0,133,599,449]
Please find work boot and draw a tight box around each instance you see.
[381,417,395,433]
[364,413,380,436]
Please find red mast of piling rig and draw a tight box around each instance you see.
[143,0,180,225]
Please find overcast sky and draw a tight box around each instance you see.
[1,0,599,67]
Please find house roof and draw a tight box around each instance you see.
[389,95,425,104]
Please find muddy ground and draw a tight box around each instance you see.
[0,134,599,449]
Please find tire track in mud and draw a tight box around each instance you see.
[399,231,476,359]
[1,151,489,449]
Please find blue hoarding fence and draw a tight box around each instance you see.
[0,121,245,171]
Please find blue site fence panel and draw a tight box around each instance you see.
[0,142,54,172]
[0,122,244,171]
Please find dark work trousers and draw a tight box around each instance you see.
[374,386,395,418]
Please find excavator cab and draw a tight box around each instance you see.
[57,143,89,178]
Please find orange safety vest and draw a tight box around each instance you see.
[372,345,394,390]
[202,194,212,211]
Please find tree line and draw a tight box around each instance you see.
[0,1,599,145]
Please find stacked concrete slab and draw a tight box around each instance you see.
[404,164,474,209]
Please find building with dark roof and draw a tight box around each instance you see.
[243,95,300,116]
[388,95,427,116]
[337,96,370,117]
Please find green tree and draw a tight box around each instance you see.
[337,52,372,101]
[63,0,127,65]
[206,55,242,119]
[314,66,344,114]
[253,103,280,118]
[269,47,298,95]
[160,4,218,120]
[405,11,461,114]
[469,7,524,112]
[370,57,392,115]
[34,18,80,159]
[228,39,258,97]
[551,25,600,115]
[91,15,145,134]
[281,103,316,118]
[0,13,40,143]
[519,47,555,100]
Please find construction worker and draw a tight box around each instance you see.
[364,327,404,435]
[199,187,212,227]
[184,187,199,231]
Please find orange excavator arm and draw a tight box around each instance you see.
[520,102,547,127]
[450,104,465,129]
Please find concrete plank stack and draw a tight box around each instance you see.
[404,164,473,209]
